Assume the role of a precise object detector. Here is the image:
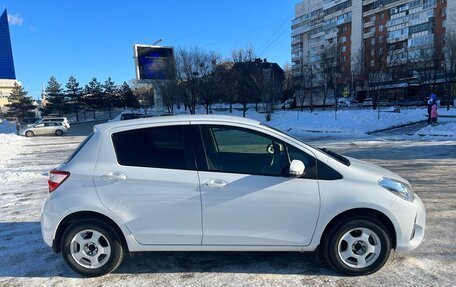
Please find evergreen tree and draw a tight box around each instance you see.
[65,76,82,122]
[119,82,139,110]
[83,77,103,119]
[43,76,65,116]
[103,77,117,119]
[5,83,36,121]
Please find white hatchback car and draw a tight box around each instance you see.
[41,115,425,277]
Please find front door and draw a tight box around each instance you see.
[93,124,202,245]
[196,125,320,246]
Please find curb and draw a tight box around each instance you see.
[367,120,427,135]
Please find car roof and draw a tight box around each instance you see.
[95,114,261,133]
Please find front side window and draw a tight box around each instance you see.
[200,125,316,178]
[112,125,190,170]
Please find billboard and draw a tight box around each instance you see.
[134,45,174,81]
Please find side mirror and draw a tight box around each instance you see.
[289,160,305,177]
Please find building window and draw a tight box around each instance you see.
[379,25,384,32]
[371,38,375,45]
[341,46,347,52]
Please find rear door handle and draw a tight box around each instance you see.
[101,172,127,183]
[203,179,228,189]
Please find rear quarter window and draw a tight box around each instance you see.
[111,125,191,170]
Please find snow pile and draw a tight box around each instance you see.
[0,134,41,184]
[0,120,17,134]
[416,122,456,137]
[0,134,26,169]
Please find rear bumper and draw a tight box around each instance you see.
[40,195,69,250]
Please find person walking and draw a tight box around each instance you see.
[427,93,437,124]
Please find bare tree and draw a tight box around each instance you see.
[175,47,219,114]
[250,64,283,121]
[442,30,456,110]
[319,44,340,115]
[282,63,295,108]
[151,57,180,114]
[362,39,389,118]
[388,47,415,104]
[231,45,257,63]
[131,83,154,115]
[216,62,236,113]
[301,64,317,112]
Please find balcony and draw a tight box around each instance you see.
[363,31,375,39]
[292,38,303,45]
[364,21,375,28]
[292,25,310,37]
[387,34,409,43]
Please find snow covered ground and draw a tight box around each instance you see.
[0,127,456,286]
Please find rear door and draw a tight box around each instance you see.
[194,124,320,246]
[93,123,203,245]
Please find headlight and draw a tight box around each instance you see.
[378,177,415,202]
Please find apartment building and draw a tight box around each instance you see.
[292,0,455,98]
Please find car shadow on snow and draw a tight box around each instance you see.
[0,222,338,278]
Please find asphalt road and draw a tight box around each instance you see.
[0,121,455,286]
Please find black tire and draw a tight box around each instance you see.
[25,130,34,137]
[322,218,391,276]
[55,129,63,136]
[61,219,124,277]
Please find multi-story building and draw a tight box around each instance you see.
[292,0,456,99]
[0,9,20,110]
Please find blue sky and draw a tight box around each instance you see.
[1,0,297,99]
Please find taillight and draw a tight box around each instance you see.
[48,170,70,193]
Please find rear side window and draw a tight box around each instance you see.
[112,125,190,170]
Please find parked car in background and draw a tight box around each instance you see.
[120,113,141,121]
[20,121,67,137]
[41,115,425,277]
[34,117,70,129]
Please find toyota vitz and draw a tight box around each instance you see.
[41,115,425,277]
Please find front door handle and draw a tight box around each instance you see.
[101,172,127,183]
[203,179,228,189]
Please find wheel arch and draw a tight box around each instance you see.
[53,211,129,254]
[320,208,397,249]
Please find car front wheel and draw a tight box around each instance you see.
[25,131,34,137]
[323,218,392,276]
[61,220,124,277]
[55,129,63,136]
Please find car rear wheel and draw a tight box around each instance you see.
[25,131,34,137]
[55,129,63,136]
[322,218,391,276]
[61,220,124,277]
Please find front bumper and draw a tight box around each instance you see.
[392,194,426,253]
